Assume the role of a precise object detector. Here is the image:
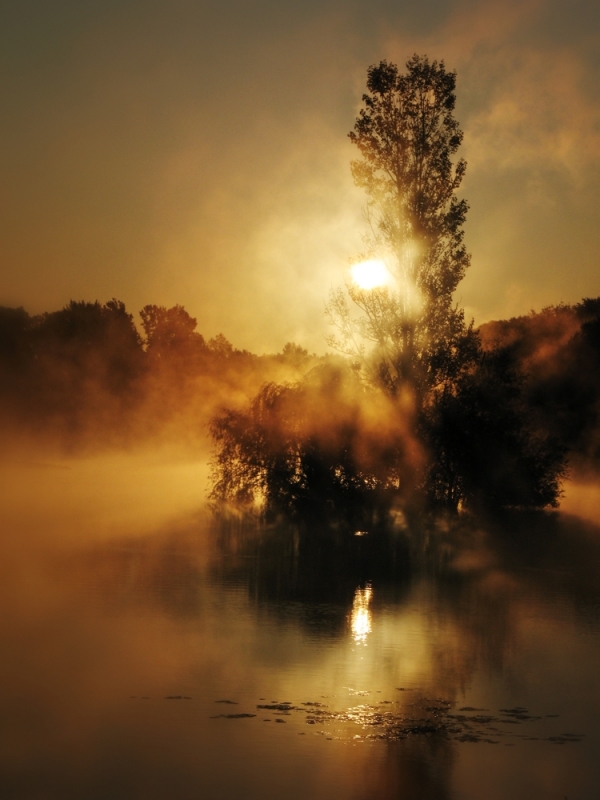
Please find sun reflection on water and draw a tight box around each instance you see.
[350,584,372,645]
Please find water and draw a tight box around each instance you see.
[1,457,599,799]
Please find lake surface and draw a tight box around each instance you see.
[1,456,599,799]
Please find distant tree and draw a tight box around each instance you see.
[479,299,600,466]
[277,342,310,369]
[327,55,476,398]
[0,306,32,371]
[34,299,143,392]
[0,307,34,418]
[140,304,206,363]
[2,299,146,441]
[207,333,234,359]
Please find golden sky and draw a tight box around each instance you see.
[1,0,599,352]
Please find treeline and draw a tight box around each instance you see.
[2,296,600,495]
[480,298,600,468]
[0,299,321,452]
[209,300,600,521]
[207,57,582,520]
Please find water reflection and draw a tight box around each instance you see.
[350,584,372,645]
[1,461,600,799]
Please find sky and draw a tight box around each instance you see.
[1,0,599,353]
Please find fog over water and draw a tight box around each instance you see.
[3,2,600,793]
[1,454,600,799]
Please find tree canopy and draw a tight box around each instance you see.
[210,55,568,518]
[327,55,474,398]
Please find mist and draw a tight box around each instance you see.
[2,9,600,794]
[0,299,324,460]
[2,0,600,352]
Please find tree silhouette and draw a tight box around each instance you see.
[327,55,475,399]
[34,300,143,395]
[140,304,206,364]
[422,350,568,510]
[209,55,568,517]
[209,363,416,523]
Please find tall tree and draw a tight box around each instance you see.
[327,55,475,398]
[209,55,567,516]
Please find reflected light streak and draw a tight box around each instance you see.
[350,584,373,645]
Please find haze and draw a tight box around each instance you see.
[1,0,599,352]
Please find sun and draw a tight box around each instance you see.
[350,259,388,290]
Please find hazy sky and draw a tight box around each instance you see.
[1,0,599,352]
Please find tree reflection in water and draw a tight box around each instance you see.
[5,504,598,800]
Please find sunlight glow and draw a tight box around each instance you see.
[350,584,373,645]
[351,259,388,290]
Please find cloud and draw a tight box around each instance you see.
[385,0,600,182]
[379,0,600,325]
[2,0,600,347]
[464,49,600,181]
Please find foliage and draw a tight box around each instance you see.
[422,351,568,510]
[0,59,577,510]
[35,300,144,392]
[327,55,472,398]
[210,55,569,518]
[209,364,419,522]
[0,298,331,453]
[140,304,205,361]
[479,299,600,464]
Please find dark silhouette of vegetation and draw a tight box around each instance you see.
[210,55,568,518]
[0,60,593,520]
[209,363,420,523]
[326,55,476,399]
[479,299,600,467]
[0,300,143,444]
[0,293,595,512]
[0,299,322,453]
[141,304,207,364]
[422,350,568,510]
